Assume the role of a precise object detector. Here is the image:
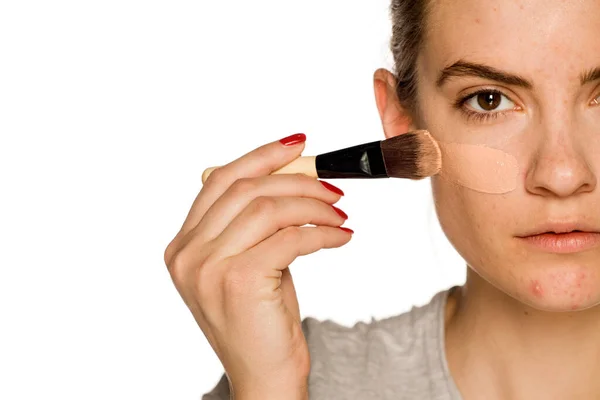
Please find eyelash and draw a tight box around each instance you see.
[453,89,513,123]
[454,90,600,123]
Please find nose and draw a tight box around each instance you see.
[525,127,596,198]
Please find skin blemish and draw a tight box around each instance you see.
[575,272,586,289]
[530,280,544,298]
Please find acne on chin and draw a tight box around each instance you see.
[522,267,600,311]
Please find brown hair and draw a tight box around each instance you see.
[389,0,430,115]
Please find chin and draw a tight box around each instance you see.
[511,258,600,312]
[467,248,600,312]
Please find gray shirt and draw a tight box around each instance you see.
[202,286,463,399]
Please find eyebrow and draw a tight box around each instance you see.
[580,67,600,86]
[437,60,600,89]
[436,60,533,89]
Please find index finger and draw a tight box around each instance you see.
[177,133,307,236]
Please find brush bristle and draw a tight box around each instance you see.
[380,130,442,179]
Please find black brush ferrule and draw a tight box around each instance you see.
[315,140,388,179]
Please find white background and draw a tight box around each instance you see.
[0,1,466,398]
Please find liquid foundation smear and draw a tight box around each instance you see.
[437,141,519,194]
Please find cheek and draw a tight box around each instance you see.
[431,177,530,290]
[431,176,507,261]
[432,177,600,312]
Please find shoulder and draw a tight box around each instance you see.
[301,287,453,399]
[302,286,449,351]
[202,287,455,400]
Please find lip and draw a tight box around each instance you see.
[518,222,600,237]
[516,222,600,254]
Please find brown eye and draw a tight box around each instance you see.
[464,90,514,113]
[477,92,502,111]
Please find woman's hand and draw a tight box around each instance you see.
[163,134,353,399]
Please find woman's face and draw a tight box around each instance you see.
[416,0,600,311]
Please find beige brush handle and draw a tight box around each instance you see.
[202,156,318,184]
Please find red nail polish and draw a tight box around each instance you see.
[332,205,348,220]
[279,133,306,146]
[320,181,344,196]
[339,227,354,234]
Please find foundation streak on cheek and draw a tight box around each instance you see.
[437,141,520,194]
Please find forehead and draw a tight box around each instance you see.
[422,0,600,82]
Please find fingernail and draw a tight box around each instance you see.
[279,133,306,146]
[332,205,348,220]
[339,227,354,234]
[320,181,344,196]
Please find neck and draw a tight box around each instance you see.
[446,268,600,400]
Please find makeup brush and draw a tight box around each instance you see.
[201,129,441,183]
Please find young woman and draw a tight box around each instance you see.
[164,0,600,398]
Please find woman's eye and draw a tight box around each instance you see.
[592,94,600,106]
[464,91,515,112]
